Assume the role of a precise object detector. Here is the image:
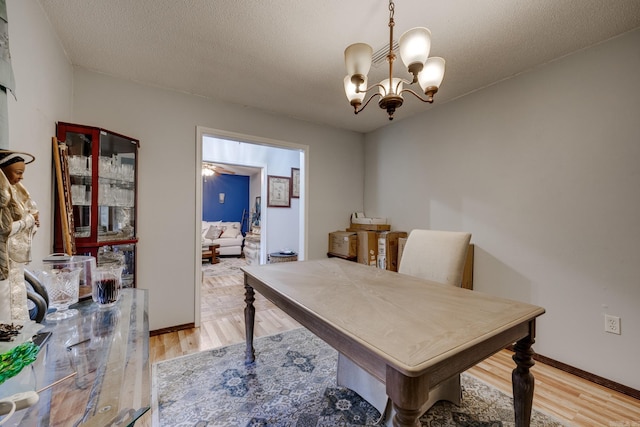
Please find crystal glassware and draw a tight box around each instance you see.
[92,266,124,307]
[38,268,81,320]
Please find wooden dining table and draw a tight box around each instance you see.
[242,258,545,427]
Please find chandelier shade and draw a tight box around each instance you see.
[399,27,431,74]
[344,43,373,79]
[344,75,368,105]
[418,57,446,99]
[379,78,403,97]
[343,0,446,120]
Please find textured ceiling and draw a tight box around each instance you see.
[37,0,640,134]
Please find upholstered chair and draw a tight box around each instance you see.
[337,229,472,425]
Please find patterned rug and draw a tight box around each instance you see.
[152,328,565,427]
[202,256,248,277]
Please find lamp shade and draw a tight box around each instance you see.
[344,75,368,104]
[418,57,446,90]
[399,27,431,68]
[344,43,373,77]
[379,78,403,96]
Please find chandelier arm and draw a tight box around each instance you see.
[354,93,383,115]
[394,78,413,94]
[357,82,386,95]
[399,88,436,104]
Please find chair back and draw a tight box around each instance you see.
[25,268,49,323]
[398,229,471,287]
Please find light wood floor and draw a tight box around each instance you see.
[138,262,640,427]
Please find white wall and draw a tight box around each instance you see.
[70,69,364,331]
[6,0,72,265]
[8,0,364,333]
[364,29,640,389]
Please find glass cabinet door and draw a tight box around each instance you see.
[97,130,137,242]
[63,128,94,239]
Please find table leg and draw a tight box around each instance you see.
[391,406,422,427]
[244,281,256,364]
[386,367,429,427]
[512,332,535,427]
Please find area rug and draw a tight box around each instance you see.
[152,328,564,427]
[202,256,248,277]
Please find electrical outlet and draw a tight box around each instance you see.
[604,314,621,335]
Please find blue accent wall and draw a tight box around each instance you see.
[203,174,249,233]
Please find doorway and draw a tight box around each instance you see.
[194,127,308,327]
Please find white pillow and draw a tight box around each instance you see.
[205,225,223,240]
[220,227,241,239]
[202,221,222,235]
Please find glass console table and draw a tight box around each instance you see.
[0,289,149,426]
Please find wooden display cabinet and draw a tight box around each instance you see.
[54,122,139,288]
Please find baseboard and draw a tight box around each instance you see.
[150,323,195,337]
[507,346,640,400]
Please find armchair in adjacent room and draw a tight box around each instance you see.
[337,229,472,425]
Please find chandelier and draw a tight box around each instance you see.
[343,0,445,120]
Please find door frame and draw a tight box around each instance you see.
[194,126,309,327]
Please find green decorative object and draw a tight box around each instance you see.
[0,341,40,385]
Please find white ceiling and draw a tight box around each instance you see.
[37,0,640,134]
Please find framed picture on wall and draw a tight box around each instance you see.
[267,175,291,207]
[291,168,300,198]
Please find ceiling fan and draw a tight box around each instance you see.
[202,162,236,176]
